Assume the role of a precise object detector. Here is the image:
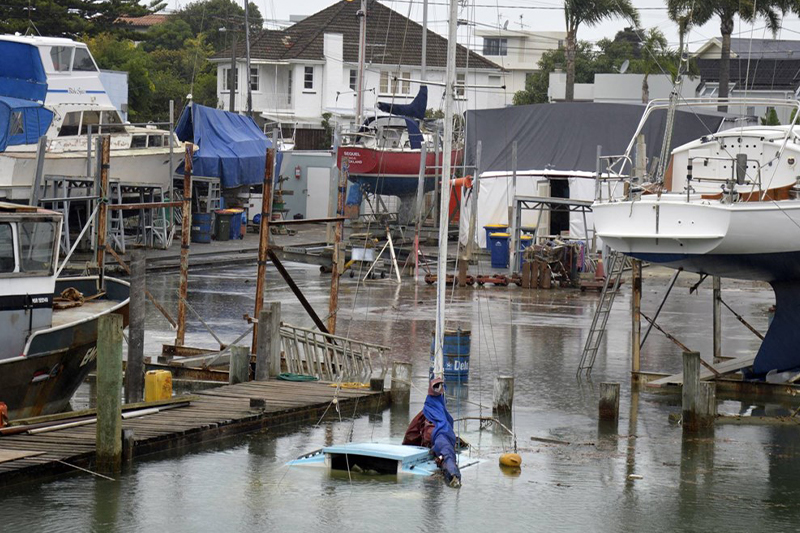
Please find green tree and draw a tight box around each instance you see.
[513,41,597,105]
[667,0,789,112]
[142,18,194,52]
[631,28,672,103]
[761,107,781,125]
[563,0,639,101]
[177,0,263,52]
[0,0,164,38]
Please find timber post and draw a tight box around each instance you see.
[682,350,716,431]
[598,382,620,421]
[252,141,276,350]
[229,345,250,385]
[96,313,123,474]
[493,375,514,414]
[390,361,412,404]
[631,259,642,375]
[176,142,192,346]
[255,302,281,380]
[713,276,722,364]
[125,250,146,404]
[328,159,347,334]
[96,135,110,290]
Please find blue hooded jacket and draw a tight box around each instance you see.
[422,378,457,448]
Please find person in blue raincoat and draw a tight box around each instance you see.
[402,377,461,486]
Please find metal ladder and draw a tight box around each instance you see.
[577,250,627,376]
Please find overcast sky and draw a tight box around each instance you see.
[166,0,800,54]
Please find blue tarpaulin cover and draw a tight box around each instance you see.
[0,41,48,102]
[0,96,53,152]
[175,103,278,189]
[377,86,427,120]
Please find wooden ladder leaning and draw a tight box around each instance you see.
[577,250,627,377]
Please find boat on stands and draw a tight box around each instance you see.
[0,203,129,419]
[0,35,176,202]
[593,97,800,376]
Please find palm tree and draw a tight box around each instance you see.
[563,0,639,102]
[667,0,787,112]
[635,28,673,103]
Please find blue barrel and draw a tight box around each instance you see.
[430,329,471,382]
[228,209,244,240]
[483,224,508,249]
[190,212,212,243]
[518,234,533,270]
[489,232,510,269]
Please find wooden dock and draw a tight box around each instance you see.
[0,380,389,488]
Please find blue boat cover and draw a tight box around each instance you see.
[175,103,279,188]
[377,86,427,120]
[0,96,53,152]
[422,381,456,448]
[0,41,48,102]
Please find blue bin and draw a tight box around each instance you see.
[489,232,510,269]
[483,224,508,250]
[518,235,533,270]
[190,212,212,243]
[228,209,244,240]
[430,329,471,382]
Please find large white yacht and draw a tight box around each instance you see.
[0,34,176,201]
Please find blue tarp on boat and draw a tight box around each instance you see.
[0,41,48,102]
[377,86,427,120]
[175,103,280,189]
[0,96,53,152]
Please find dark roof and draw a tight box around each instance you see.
[214,0,501,70]
[698,58,800,90]
[728,38,800,59]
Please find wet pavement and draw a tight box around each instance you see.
[3,259,800,532]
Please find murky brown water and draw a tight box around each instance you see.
[3,260,799,532]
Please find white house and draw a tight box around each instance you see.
[475,28,567,98]
[211,0,505,149]
[548,71,700,104]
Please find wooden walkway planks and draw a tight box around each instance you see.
[0,380,388,488]
[647,354,756,387]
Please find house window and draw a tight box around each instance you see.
[455,73,466,98]
[288,69,293,104]
[349,69,357,91]
[250,67,259,91]
[483,38,507,56]
[304,66,314,90]
[222,67,238,92]
[488,75,501,87]
[379,71,410,95]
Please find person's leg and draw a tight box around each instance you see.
[433,435,461,483]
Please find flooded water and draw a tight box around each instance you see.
[3,259,800,531]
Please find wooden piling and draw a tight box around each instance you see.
[698,381,716,428]
[631,259,643,374]
[255,302,281,380]
[122,429,135,464]
[682,350,716,431]
[96,313,123,474]
[493,376,514,414]
[457,259,468,287]
[125,249,145,404]
[229,345,250,385]
[176,142,192,346]
[390,362,412,404]
[541,264,552,289]
[96,135,110,290]
[521,261,531,288]
[328,161,347,334]
[252,144,276,349]
[598,382,620,421]
[712,276,722,364]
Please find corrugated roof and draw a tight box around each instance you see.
[729,38,800,59]
[214,0,501,70]
[117,14,170,27]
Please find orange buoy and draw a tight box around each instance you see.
[499,452,522,468]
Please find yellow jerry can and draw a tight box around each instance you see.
[144,370,173,402]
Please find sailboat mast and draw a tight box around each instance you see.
[355,0,367,127]
[244,0,252,117]
[421,0,428,81]
[433,0,459,378]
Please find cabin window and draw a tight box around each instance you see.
[17,221,56,275]
[483,38,507,56]
[59,112,81,136]
[131,135,147,148]
[148,135,163,148]
[72,47,97,72]
[80,111,101,135]
[49,46,72,72]
[9,112,24,137]
[100,111,125,134]
[304,66,314,90]
[0,224,14,273]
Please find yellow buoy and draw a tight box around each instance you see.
[499,453,522,468]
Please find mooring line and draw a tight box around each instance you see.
[57,460,115,481]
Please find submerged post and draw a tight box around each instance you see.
[713,276,722,363]
[252,140,276,350]
[391,361,412,404]
[598,382,620,421]
[631,259,642,375]
[229,345,250,385]
[96,313,123,474]
[176,142,192,346]
[96,135,110,290]
[125,250,146,404]
[255,302,281,380]
[493,375,514,414]
[682,350,701,430]
[328,160,347,334]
